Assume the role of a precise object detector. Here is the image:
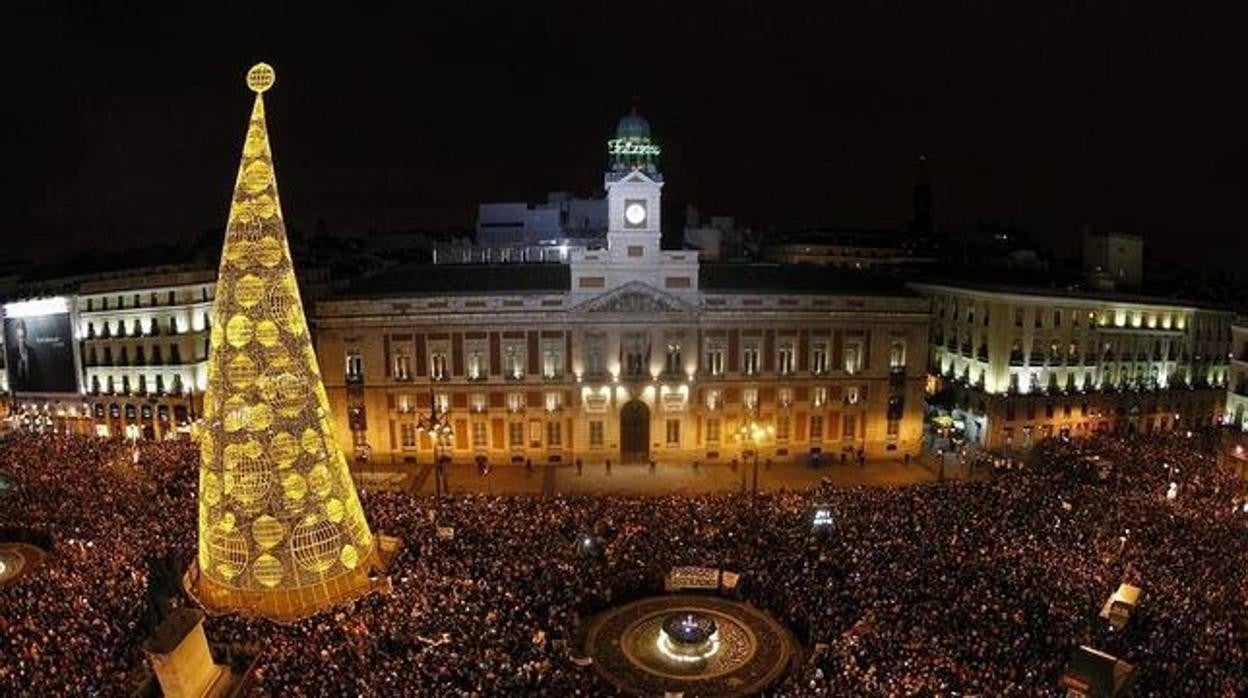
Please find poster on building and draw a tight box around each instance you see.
[3,298,80,394]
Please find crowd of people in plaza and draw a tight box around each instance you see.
[0,429,1243,696]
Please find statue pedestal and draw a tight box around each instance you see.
[143,608,227,698]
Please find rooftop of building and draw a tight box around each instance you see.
[327,262,918,301]
[911,276,1237,312]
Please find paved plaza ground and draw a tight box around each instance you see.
[352,453,990,497]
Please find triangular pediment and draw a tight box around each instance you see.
[574,281,694,315]
[621,169,657,184]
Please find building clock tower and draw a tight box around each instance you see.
[569,108,699,298]
[605,108,664,258]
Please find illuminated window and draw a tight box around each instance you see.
[467,349,485,379]
[546,421,562,447]
[585,345,604,375]
[542,345,562,379]
[842,414,856,440]
[509,422,524,447]
[742,388,758,410]
[345,350,363,381]
[396,394,414,413]
[392,352,411,380]
[544,391,563,412]
[705,389,722,411]
[706,418,721,444]
[589,420,604,447]
[472,422,487,448]
[888,341,906,370]
[777,387,793,407]
[430,352,449,381]
[400,423,416,448]
[742,345,760,375]
[705,344,725,376]
[777,343,794,374]
[470,393,486,412]
[666,419,681,445]
[810,342,828,374]
[812,387,826,408]
[844,340,863,374]
[507,392,525,412]
[810,415,824,441]
[665,343,682,375]
[775,414,790,440]
[434,393,450,414]
[505,345,525,379]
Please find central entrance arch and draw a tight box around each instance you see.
[620,400,650,464]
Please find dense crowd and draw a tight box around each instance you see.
[0,429,1244,696]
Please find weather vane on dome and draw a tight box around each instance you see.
[246,62,276,93]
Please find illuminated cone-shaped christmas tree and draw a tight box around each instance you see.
[192,63,376,619]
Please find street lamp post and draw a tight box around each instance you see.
[416,391,454,505]
[736,412,775,497]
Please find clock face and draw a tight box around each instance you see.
[624,201,647,226]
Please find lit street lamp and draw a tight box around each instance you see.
[735,411,775,497]
[416,390,454,504]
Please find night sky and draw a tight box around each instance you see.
[6,2,1248,272]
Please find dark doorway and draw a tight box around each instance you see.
[620,400,650,464]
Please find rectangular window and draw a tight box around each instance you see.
[542,348,562,379]
[665,344,682,375]
[777,387,793,407]
[578,276,605,288]
[742,388,758,410]
[586,346,604,375]
[545,391,563,412]
[812,387,826,407]
[706,418,721,444]
[742,345,760,375]
[705,346,725,376]
[467,350,485,379]
[811,342,828,374]
[810,415,824,441]
[470,393,487,412]
[589,420,604,447]
[346,350,364,381]
[546,421,562,447]
[401,423,416,448]
[777,343,794,374]
[887,418,900,436]
[430,352,449,380]
[775,414,790,440]
[666,419,680,445]
[434,393,450,414]
[392,352,411,380]
[664,276,691,289]
[472,422,488,448]
[505,345,525,379]
[842,414,856,440]
[628,246,644,257]
[705,389,722,411]
[844,340,863,374]
[509,422,525,447]
[507,392,525,412]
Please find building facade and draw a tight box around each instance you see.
[915,282,1233,449]
[313,112,929,469]
[1,268,215,438]
[1228,317,1248,432]
[77,269,215,439]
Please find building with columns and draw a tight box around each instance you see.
[312,111,929,468]
[914,282,1233,449]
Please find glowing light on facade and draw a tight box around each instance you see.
[192,63,376,619]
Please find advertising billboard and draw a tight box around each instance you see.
[3,298,80,394]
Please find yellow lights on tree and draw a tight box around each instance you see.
[191,63,377,620]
